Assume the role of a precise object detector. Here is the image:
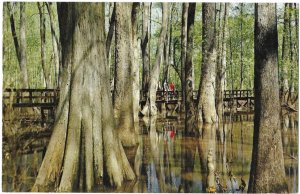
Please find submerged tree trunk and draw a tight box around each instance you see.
[181,3,188,112]
[248,4,288,193]
[32,3,135,192]
[7,2,29,88]
[140,3,169,116]
[113,3,137,147]
[185,3,197,136]
[46,2,61,88]
[197,3,218,123]
[38,2,51,88]
[141,3,150,94]
[131,3,140,123]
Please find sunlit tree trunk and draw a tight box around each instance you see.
[141,3,169,116]
[197,3,218,123]
[113,2,137,147]
[185,3,197,136]
[46,2,61,88]
[131,3,140,123]
[248,4,288,193]
[38,2,51,88]
[32,3,135,192]
[7,2,29,88]
[106,3,115,60]
[141,3,150,94]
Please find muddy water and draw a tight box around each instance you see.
[2,114,298,192]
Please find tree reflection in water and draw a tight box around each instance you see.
[2,114,298,192]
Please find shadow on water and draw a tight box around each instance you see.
[2,113,298,192]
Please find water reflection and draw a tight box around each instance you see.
[2,114,298,192]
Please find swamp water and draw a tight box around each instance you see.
[2,114,298,192]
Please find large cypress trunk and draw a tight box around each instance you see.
[131,3,140,124]
[185,3,197,136]
[197,3,218,123]
[113,3,137,147]
[32,3,135,192]
[248,4,288,193]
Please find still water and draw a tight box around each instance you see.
[2,114,298,192]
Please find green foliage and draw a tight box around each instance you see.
[3,2,58,89]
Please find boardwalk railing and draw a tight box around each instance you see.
[3,88,254,123]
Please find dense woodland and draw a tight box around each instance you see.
[2,2,299,193]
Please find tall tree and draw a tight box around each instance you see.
[140,3,169,116]
[181,3,188,112]
[185,3,197,136]
[216,3,228,122]
[7,2,29,88]
[248,4,288,192]
[240,3,244,90]
[197,3,218,123]
[131,3,140,123]
[46,2,62,87]
[32,3,135,192]
[113,3,137,146]
[38,2,51,88]
[141,3,150,94]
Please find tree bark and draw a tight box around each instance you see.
[185,3,197,136]
[141,3,169,116]
[181,3,188,112]
[113,3,137,147]
[32,3,135,192]
[106,3,116,59]
[216,3,228,122]
[131,3,140,124]
[7,2,29,88]
[141,3,150,94]
[197,3,218,123]
[38,2,51,88]
[248,4,288,193]
[46,2,62,87]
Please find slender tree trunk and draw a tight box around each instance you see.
[240,3,244,90]
[141,3,150,94]
[131,3,140,123]
[7,3,29,88]
[181,3,188,112]
[216,3,228,122]
[197,3,218,123]
[113,3,137,147]
[141,3,169,116]
[248,4,288,193]
[38,2,51,88]
[46,2,61,88]
[288,3,294,104]
[185,3,197,136]
[32,3,135,192]
[281,3,289,104]
[163,9,171,84]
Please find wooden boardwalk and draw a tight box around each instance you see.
[3,88,254,123]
